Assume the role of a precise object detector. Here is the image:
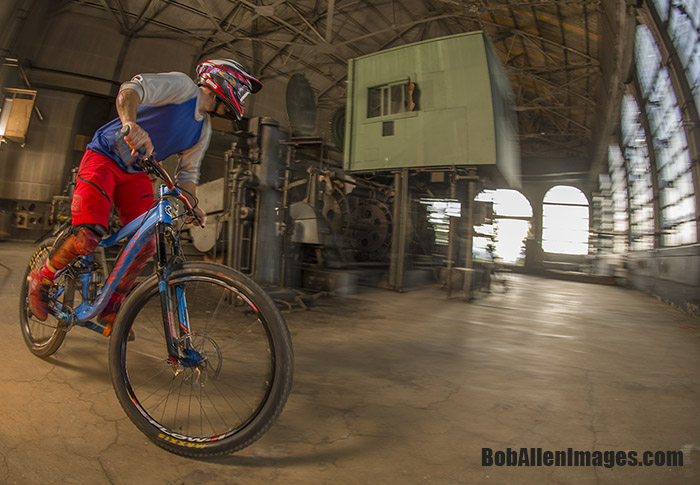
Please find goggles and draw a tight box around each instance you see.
[237,83,251,103]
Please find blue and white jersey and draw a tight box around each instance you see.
[86,71,212,184]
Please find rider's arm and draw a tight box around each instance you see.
[117,72,200,159]
[175,115,211,185]
[116,88,153,158]
[175,116,212,228]
[122,72,198,105]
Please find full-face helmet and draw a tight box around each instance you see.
[196,59,262,120]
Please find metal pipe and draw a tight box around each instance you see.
[445,172,456,298]
[279,145,294,287]
[462,179,475,299]
[226,154,243,271]
[251,118,284,286]
[396,168,409,291]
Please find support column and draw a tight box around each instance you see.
[461,179,476,299]
[445,172,456,298]
[389,168,409,291]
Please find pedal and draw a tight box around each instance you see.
[78,320,108,335]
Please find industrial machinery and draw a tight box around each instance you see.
[183,32,521,298]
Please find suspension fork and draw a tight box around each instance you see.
[155,221,192,362]
[155,221,180,360]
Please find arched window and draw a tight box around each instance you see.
[621,94,655,250]
[542,186,589,255]
[635,24,696,246]
[608,144,629,254]
[474,189,532,265]
[657,0,700,116]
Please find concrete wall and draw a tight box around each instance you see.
[0,8,158,203]
[0,90,81,201]
[627,246,700,315]
[588,0,636,186]
[0,2,290,208]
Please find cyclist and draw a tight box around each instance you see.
[28,59,262,336]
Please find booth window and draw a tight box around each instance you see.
[367,80,415,118]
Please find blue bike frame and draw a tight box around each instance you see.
[55,184,188,356]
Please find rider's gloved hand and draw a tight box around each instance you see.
[122,121,154,163]
[192,207,206,228]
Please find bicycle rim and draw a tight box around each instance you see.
[111,265,293,455]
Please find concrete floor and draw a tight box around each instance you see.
[1,240,699,484]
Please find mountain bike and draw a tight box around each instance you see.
[18,153,294,457]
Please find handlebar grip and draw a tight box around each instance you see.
[120,125,147,156]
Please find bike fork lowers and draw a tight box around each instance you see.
[154,221,190,364]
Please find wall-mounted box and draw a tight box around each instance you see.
[344,32,520,188]
[0,88,37,145]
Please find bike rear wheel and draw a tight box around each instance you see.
[108,262,294,457]
[19,238,69,357]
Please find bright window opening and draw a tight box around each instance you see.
[419,198,461,246]
[636,24,696,246]
[542,186,589,255]
[607,144,629,254]
[621,94,655,250]
[474,189,532,265]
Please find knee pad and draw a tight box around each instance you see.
[73,226,102,255]
[75,223,107,237]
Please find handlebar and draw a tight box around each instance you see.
[119,125,199,222]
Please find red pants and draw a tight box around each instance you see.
[71,150,154,230]
[70,150,156,327]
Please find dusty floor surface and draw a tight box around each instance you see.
[1,240,699,484]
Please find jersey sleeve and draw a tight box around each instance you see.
[119,72,199,106]
[175,116,212,185]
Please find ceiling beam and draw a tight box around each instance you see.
[113,0,130,32]
[97,0,126,32]
[479,19,598,64]
[515,105,592,111]
[537,105,592,133]
[315,21,421,101]
[130,0,159,34]
[284,2,325,43]
[508,64,599,74]
[326,0,335,42]
[515,69,597,106]
[335,13,462,47]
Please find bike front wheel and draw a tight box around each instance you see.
[108,262,294,457]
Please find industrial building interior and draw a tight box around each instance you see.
[0,0,699,483]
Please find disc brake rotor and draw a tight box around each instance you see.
[175,334,223,386]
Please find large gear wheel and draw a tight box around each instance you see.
[350,199,392,260]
